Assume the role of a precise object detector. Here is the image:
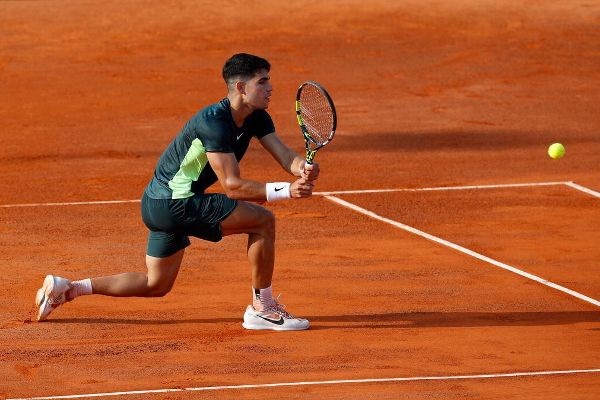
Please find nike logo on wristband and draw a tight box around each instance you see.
[257,314,285,325]
[275,186,286,191]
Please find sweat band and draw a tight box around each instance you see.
[266,182,291,202]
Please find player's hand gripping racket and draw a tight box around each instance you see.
[295,81,337,165]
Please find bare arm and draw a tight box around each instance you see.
[207,152,266,201]
[259,132,319,180]
[207,151,313,201]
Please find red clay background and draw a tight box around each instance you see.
[1,1,599,399]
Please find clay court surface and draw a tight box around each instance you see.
[1,0,600,398]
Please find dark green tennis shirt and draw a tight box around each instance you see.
[145,98,275,199]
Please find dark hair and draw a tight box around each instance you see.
[222,53,270,87]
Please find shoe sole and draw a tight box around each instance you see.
[35,275,70,321]
[242,318,310,331]
[36,275,56,321]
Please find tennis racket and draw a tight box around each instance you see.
[295,81,337,165]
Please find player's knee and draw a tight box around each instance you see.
[148,287,172,297]
[258,208,276,236]
[146,279,174,297]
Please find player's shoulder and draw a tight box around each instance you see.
[187,99,231,135]
[194,98,230,123]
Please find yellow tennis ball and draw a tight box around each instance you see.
[548,143,565,159]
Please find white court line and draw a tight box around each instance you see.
[314,181,571,196]
[7,368,600,400]
[564,181,600,198]
[0,199,140,208]
[324,195,600,308]
[1,180,594,208]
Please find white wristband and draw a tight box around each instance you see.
[266,182,291,202]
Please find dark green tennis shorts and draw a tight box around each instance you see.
[141,192,238,258]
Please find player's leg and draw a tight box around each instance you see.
[66,227,190,300]
[220,201,275,289]
[35,248,185,321]
[36,194,192,321]
[220,201,309,331]
[84,192,192,298]
[84,249,185,297]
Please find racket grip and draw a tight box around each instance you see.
[301,160,313,179]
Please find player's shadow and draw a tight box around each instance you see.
[333,130,600,153]
[47,317,241,325]
[47,311,599,329]
[304,311,600,330]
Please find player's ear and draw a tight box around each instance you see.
[235,80,246,95]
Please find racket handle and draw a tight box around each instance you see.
[300,160,313,181]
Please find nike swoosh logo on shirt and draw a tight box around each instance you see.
[257,314,285,325]
[237,132,244,140]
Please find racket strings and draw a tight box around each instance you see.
[299,86,334,146]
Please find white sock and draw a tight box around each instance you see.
[252,286,273,311]
[66,278,93,301]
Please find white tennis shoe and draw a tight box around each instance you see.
[35,275,71,321]
[242,297,310,331]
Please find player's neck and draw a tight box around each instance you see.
[228,94,254,128]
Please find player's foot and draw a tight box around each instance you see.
[242,297,310,331]
[35,275,71,321]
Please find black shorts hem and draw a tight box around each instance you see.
[146,235,191,258]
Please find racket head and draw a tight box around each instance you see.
[295,81,337,162]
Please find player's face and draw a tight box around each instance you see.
[243,69,272,110]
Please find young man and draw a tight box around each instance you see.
[35,53,319,331]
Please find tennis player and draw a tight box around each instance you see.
[35,53,319,331]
